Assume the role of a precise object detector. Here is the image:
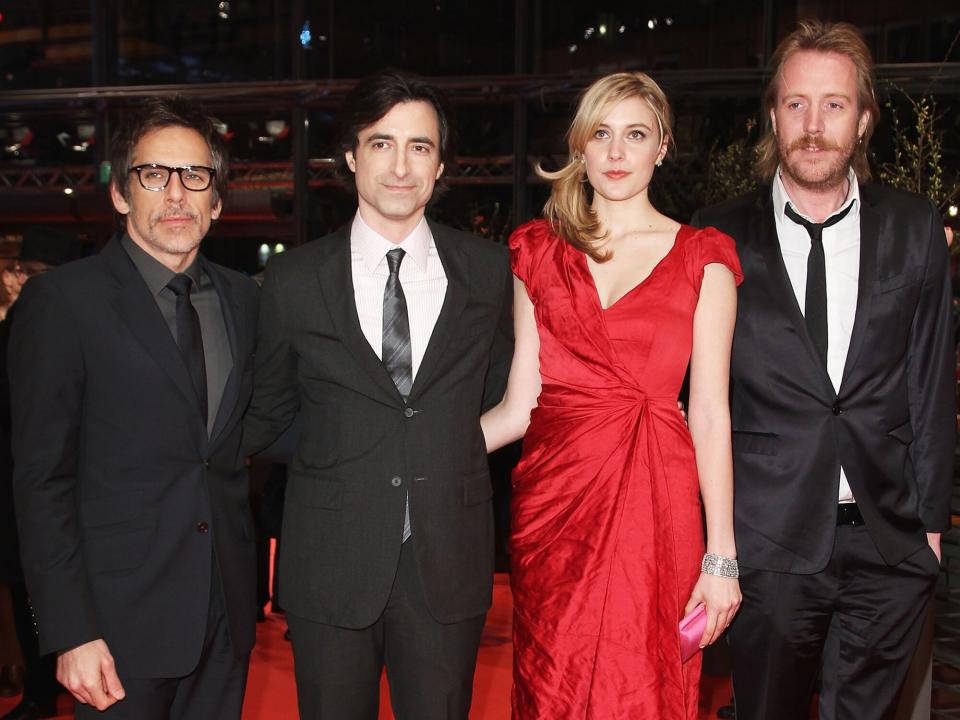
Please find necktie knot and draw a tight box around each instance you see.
[784,202,852,243]
[386,248,405,276]
[167,273,194,298]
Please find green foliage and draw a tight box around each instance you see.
[704,119,760,205]
[878,93,953,209]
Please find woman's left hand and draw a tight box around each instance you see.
[683,573,742,648]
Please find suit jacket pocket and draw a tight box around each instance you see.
[463,470,493,506]
[80,491,145,532]
[874,267,922,295]
[80,491,154,573]
[887,419,914,445]
[732,431,779,456]
[295,476,343,510]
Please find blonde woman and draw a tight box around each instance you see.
[481,73,742,718]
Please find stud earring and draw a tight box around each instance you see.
[655,159,663,167]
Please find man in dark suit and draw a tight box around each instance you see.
[692,20,954,720]
[243,71,513,719]
[1,227,78,720]
[9,97,260,719]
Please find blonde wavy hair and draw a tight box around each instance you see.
[756,20,880,181]
[539,72,674,262]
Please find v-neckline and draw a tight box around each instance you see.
[581,225,684,311]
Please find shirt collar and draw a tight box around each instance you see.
[350,212,432,273]
[773,166,860,225]
[121,233,202,296]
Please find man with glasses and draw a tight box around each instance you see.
[8,97,260,719]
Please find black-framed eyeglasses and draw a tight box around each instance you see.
[129,164,216,192]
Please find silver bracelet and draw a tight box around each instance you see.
[701,553,739,578]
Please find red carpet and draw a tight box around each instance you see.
[0,574,734,719]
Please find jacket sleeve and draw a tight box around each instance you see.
[242,257,301,457]
[481,247,515,412]
[9,277,100,655]
[907,201,955,533]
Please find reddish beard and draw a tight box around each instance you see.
[779,132,857,193]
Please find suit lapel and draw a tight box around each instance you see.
[204,257,243,444]
[315,225,402,403]
[839,188,879,387]
[752,191,836,392]
[101,237,206,425]
[408,222,468,401]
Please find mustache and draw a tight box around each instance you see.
[786,134,841,153]
[152,207,199,222]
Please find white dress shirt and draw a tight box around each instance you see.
[772,168,860,503]
[350,212,448,382]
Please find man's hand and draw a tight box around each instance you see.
[57,639,125,710]
[927,532,942,563]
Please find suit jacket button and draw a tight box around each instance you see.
[832,404,842,415]
[196,521,210,533]
[403,407,415,418]
[391,476,402,487]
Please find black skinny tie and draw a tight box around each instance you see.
[382,249,412,399]
[167,273,208,423]
[783,202,853,367]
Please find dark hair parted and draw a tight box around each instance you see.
[334,69,453,193]
[757,20,880,182]
[109,95,229,203]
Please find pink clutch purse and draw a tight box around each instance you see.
[679,604,706,662]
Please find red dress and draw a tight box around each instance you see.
[509,220,743,720]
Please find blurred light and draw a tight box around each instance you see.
[300,20,312,49]
[568,44,578,53]
[265,120,287,138]
[647,18,658,30]
[618,25,626,34]
[598,24,607,36]
[949,205,958,218]
[665,17,674,26]
[0,12,5,24]
[63,187,74,196]
[274,243,286,253]
[258,243,271,267]
[217,1,230,20]
[584,27,594,39]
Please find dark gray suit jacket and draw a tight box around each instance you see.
[9,237,260,676]
[693,184,954,573]
[243,220,513,627]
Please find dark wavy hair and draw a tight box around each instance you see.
[334,69,452,194]
[109,95,229,204]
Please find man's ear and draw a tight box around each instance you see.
[435,161,444,180]
[211,196,222,221]
[857,110,870,141]
[769,108,777,136]
[109,182,130,215]
[345,150,357,173]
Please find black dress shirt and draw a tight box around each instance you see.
[121,235,232,434]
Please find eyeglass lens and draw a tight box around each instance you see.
[135,165,213,191]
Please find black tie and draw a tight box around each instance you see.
[783,202,853,367]
[382,249,412,399]
[167,273,208,423]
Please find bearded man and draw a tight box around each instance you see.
[692,20,954,720]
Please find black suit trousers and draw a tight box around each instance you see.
[729,524,939,720]
[74,559,249,720]
[287,542,485,720]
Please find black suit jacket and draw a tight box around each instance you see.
[243,221,513,628]
[9,237,260,677]
[692,184,954,573]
